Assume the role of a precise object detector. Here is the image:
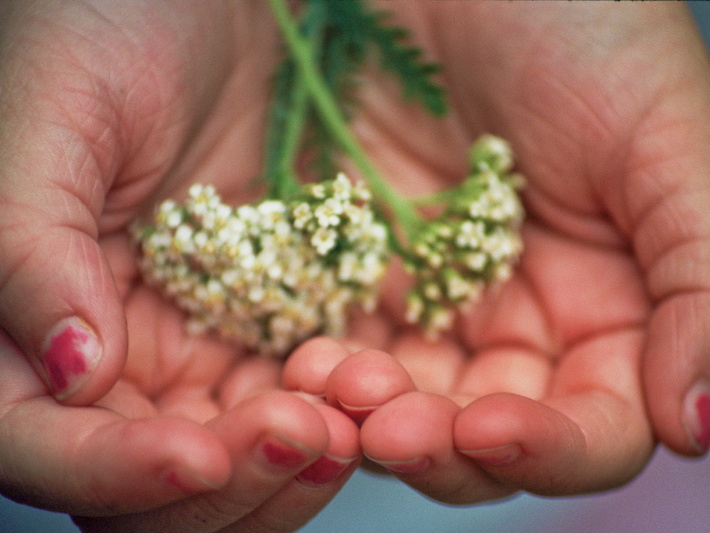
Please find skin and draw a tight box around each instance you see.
[0,2,360,531]
[0,0,708,529]
[291,0,710,502]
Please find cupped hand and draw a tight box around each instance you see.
[0,0,286,405]
[285,0,710,504]
[0,1,360,529]
[0,327,360,532]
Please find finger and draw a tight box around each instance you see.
[220,355,283,409]
[611,20,710,455]
[360,391,513,503]
[455,394,587,496]
[0,77,126,406]
[628,165,710,456]
[122,285,234,393]
[388,331,466,397]
[296,404,361,487]
[325,349,416,425]
[282,337,351,397]
[455,329,654,495]
[230,404,361,533]
[77,392,339,532]
[644,292,710,455]
[455,345,552,401]
[0,332,231,516]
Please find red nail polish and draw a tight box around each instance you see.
[460,443,522,466]
[262,437,310,468]
[42,317,101,399]
[684,382,710,453]
[297,455,355,486]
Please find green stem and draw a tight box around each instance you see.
[277,56,309,194]
[411,188,460,208]
[267,0,423,241]
[262,61,300,199]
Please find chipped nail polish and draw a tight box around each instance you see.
[41,317,101,400]
[297,454,356,486]
[460,443,522,466]
[683,381,710,453]
[261,436,312,468]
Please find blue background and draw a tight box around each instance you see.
[3,2,710,532]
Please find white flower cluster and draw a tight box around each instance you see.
[405,135,525,336]
[134,173,390,357]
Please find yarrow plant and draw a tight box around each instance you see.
[134,174,389,356]
[133,0,525,356]
[404,136,524,336]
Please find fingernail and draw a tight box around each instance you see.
[41,317,101,400]
[683,381,710,453]
[366,454,431,474]
[259,435,314,469]
[297,454,357,486]
[165,467,223,494]
[459,443,522,466]
[337,400,376,426]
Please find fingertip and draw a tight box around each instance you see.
[156,421,233,495]
[325,348,416,425]
[282,337,350,396]
[313,403,361,458]
[360,392,459,467]
[211,390,331,457]
[220,355,282,409]
[0,227,129,406]
[452,394,631,495]
[643,295,710,456]
[453,393,581,456]
[82,417,232,513]
[681,379,710,455]
[297,404,362,487]
[40,314,127,406]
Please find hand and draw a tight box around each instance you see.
[0,1,359,529]
[0,328,359,531]
[285,0,710,504]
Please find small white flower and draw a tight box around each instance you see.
[427,307,454,336]
[310,183,326,199]
[332,172,353,199]
[456,220,484,249]
[464,252,488,272]
[173,225,195,251]
[314,198,343,227]
[445,273,471,301]
[292,202,312,229]
[311,227,338,255]
[237,204,259,225]
[405,293,424,323]
[164,210,183,229]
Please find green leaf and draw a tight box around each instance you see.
[262,0,448,200]
[366,10,448,116]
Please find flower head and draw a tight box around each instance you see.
[405,135,525,338]
[134,174,389,357]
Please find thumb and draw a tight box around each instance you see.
[631,146,710,456]
[0,109,127,407]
